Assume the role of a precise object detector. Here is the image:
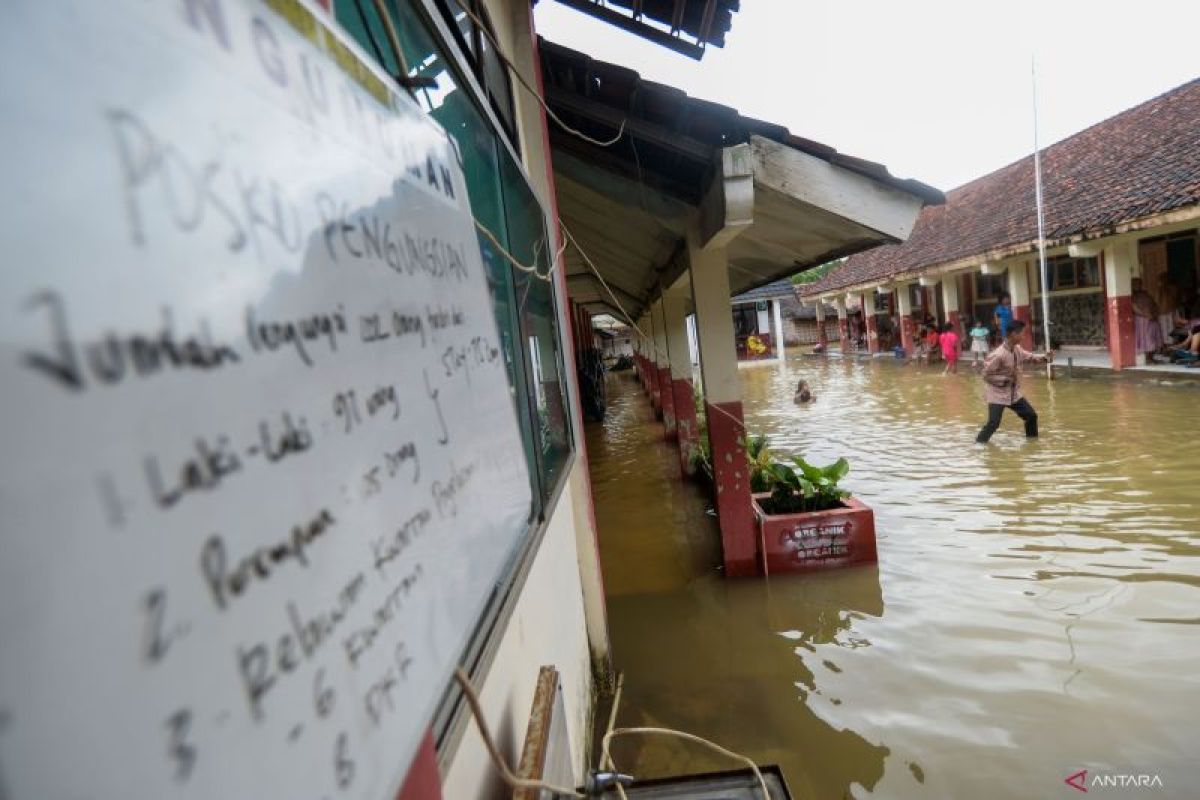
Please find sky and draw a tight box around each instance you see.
[533,0,1200,192]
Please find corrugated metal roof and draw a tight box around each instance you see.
[549,0,741,59]
[731,278,795,303]
[540,39,943,207]
[542,37,943,320]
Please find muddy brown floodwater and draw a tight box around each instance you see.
[586,358,1199,799]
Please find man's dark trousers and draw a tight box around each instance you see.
[976,398,1038,443]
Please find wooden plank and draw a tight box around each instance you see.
[750,135,925,242]
[514,666,574,800]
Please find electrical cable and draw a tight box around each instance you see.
[454,3,627,148]
[361,1,551,282]
[602,727,773,800]
[560,223,751,436]
[454,667,584,798]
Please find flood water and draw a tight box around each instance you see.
[586,358,1199,799]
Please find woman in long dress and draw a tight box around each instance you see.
[1132,278,1164,358]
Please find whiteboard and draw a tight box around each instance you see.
[0,1,533,798]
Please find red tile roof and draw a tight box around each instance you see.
[801,78,1200,296]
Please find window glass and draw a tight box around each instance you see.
[441,0,477,60]
[977,273,1006,298]
[336,0,402,75]
[1078,257,1100,288]
[1054,258,1077,289]
[333,0,557,508]
[499,155,571,490]
[428,0,517,148]
[1044,256,1099,290]
[479,32,517,143]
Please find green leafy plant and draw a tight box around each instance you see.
[762,455,851,515]
[691,436,712,477]
[743,433,773,492]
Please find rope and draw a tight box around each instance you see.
[453,667,584,797]
[370,0,411,79]
[473,219,558,281]
[598,672,771,800]
[601,727,772,800]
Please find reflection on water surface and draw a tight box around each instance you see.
[587,359,1199,799]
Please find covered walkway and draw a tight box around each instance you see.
[586,373,889,797]
[546,40,941,576]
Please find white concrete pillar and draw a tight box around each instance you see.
[637,314,654,396]
[664,291,693,380]
[1007,261,1033,349]
[861,290,877,316]
[860,290,879,354]
[814,300,828,349]
[1007,263,1030,307]
[941,273,963,339]
[653,299,670,369]
[941,276,960,316]
[1104,239,1136,369]
[1104,240,1134,297]
[772,297,786,361]
[688,231,755,576]
[663,289,698,470]
[652,297,675,427]
[896,282,915,354]
[834,297,849,353]
[689,240,740,405]
[896,284,913,317]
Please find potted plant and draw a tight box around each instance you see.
[753,455,877,574]
[744,434,773,493]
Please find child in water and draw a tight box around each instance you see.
[794,380,816,403]
[939,322,960,374]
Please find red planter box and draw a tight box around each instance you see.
[752,494,877,574]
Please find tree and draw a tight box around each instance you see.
[791,258,846,285]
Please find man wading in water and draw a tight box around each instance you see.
[976,320,1054,444]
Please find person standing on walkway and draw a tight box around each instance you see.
[976,320,1054,444]
[968,319,990,367]
[994,292,1014,339]
[1132,278,1164,359]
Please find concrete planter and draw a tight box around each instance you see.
[752,493,877,574]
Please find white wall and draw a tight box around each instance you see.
[441,470,594,797]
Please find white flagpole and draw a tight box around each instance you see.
[1032,57,1054,379]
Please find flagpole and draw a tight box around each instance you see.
[1032,57,1054,379]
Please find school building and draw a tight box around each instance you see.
[798,78,1200,369]
[335,2,940,795]
[13,1,940,797]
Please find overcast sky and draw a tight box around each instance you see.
[534,0,1200,192]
